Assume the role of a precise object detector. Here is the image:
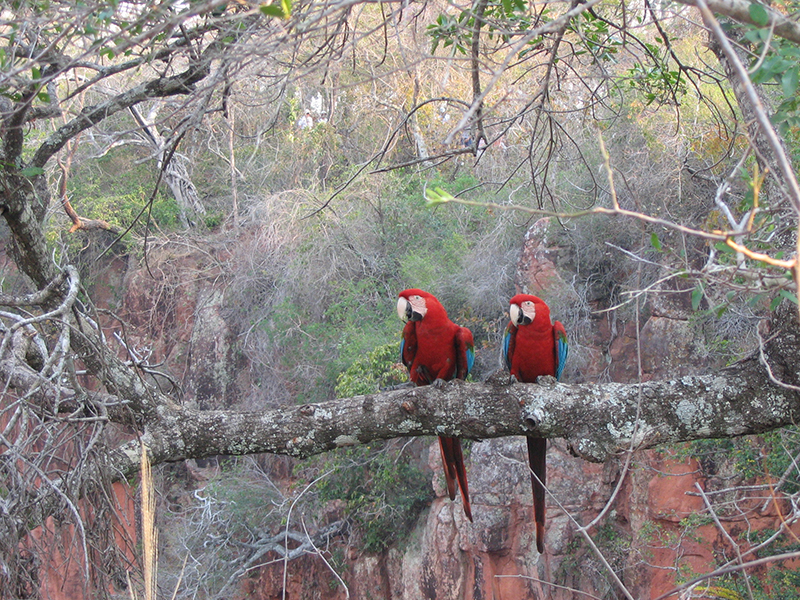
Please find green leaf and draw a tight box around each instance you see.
[749,2,769,26]
[691,285,703,311]
[650,232,662,252]
[260,4,285,18]
[779,289,799,305]
[748,293,766,307]
[19,166,44,177]
[424,187,455,207]
[714,241,736,254]
[782,67,798,98]
[281,0,292,17]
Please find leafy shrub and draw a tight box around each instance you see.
[335,342,407,397]
[316,442,433,553]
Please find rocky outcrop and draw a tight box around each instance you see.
[102,244,248,409]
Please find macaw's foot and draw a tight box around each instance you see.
[536,374,557,387]
[380,381,415,391]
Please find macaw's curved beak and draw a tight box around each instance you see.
[510,303,533,326]
[397,297,412,322]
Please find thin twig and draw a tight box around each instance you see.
[282,469,335,600]
[653,550,800,600]
[694,482,755,600]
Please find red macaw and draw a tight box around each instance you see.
[397,289,475,522]
[502,294,568,554]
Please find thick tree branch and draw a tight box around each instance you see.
[102,304,800,479]
[673,0,800,45]
[123,366,796,470]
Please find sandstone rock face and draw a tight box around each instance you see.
[115,246,246,408]
[516,218,566,297]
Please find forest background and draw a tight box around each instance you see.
[1,0,800,598]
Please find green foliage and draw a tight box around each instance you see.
[715,561,800,600]
[428,13,471,55]
[745,25,800,133]
[335,342,406,397]
[427,0,533,55]
[684,428,800,493]
[398,230,470,297]
[682,437,762,479]
[316,443,433,553]
[722,524,800,598]
[260,0,292,19]
[677,513,714,539]
[259,299,345,403]
[204,211,224,230]
[686,586,745,600]
[626,49,687,106]
[571,10,623,62]
[82,191,182,231]
[257,282,397,403]
[64,146,184,234]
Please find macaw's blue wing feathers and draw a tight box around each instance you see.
[455,326,474,380]
[400,321,417,370]
[464,328,475,376]
[554,321,568,381]
[502,323,515,371]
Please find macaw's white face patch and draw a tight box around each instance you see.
[397,294,428,322]
[408,294,427,319]
[520,300,536,323]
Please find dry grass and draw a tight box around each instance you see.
[128,446,159,600]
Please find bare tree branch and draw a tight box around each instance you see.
[673,0,800,45]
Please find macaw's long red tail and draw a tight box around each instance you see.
[438,436,473,522]
[527,436,547,554]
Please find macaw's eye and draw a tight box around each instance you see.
[406,295,427,320]
[513,301,535,325]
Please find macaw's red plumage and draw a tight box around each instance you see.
[397,289,475,522]
[502,294,568,554]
